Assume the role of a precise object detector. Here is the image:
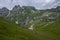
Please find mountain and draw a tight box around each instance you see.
[0,5,60,25]
[0,5,60,40]
[9,5,38,25]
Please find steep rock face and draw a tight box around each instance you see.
[0,7,9,17]
[10,5,36,25]
[10,5,22,20]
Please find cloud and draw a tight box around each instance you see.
[0,0,60,10]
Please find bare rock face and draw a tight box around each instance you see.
[15,20,19,24]
[28,24,34,30]
[0,7,9,17]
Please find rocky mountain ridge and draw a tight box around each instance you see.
[0,5,60,25]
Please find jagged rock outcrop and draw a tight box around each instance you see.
[0,7,9,17]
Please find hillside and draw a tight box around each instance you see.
[33,19,60,40]
[0,17,40,40]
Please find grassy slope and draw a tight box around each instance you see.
[0,17,40,40]
[34,19,60,40]
[0,17,60,40]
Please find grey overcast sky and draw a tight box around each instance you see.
[0,0,60,10]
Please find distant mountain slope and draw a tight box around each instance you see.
[0,17,40,40]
